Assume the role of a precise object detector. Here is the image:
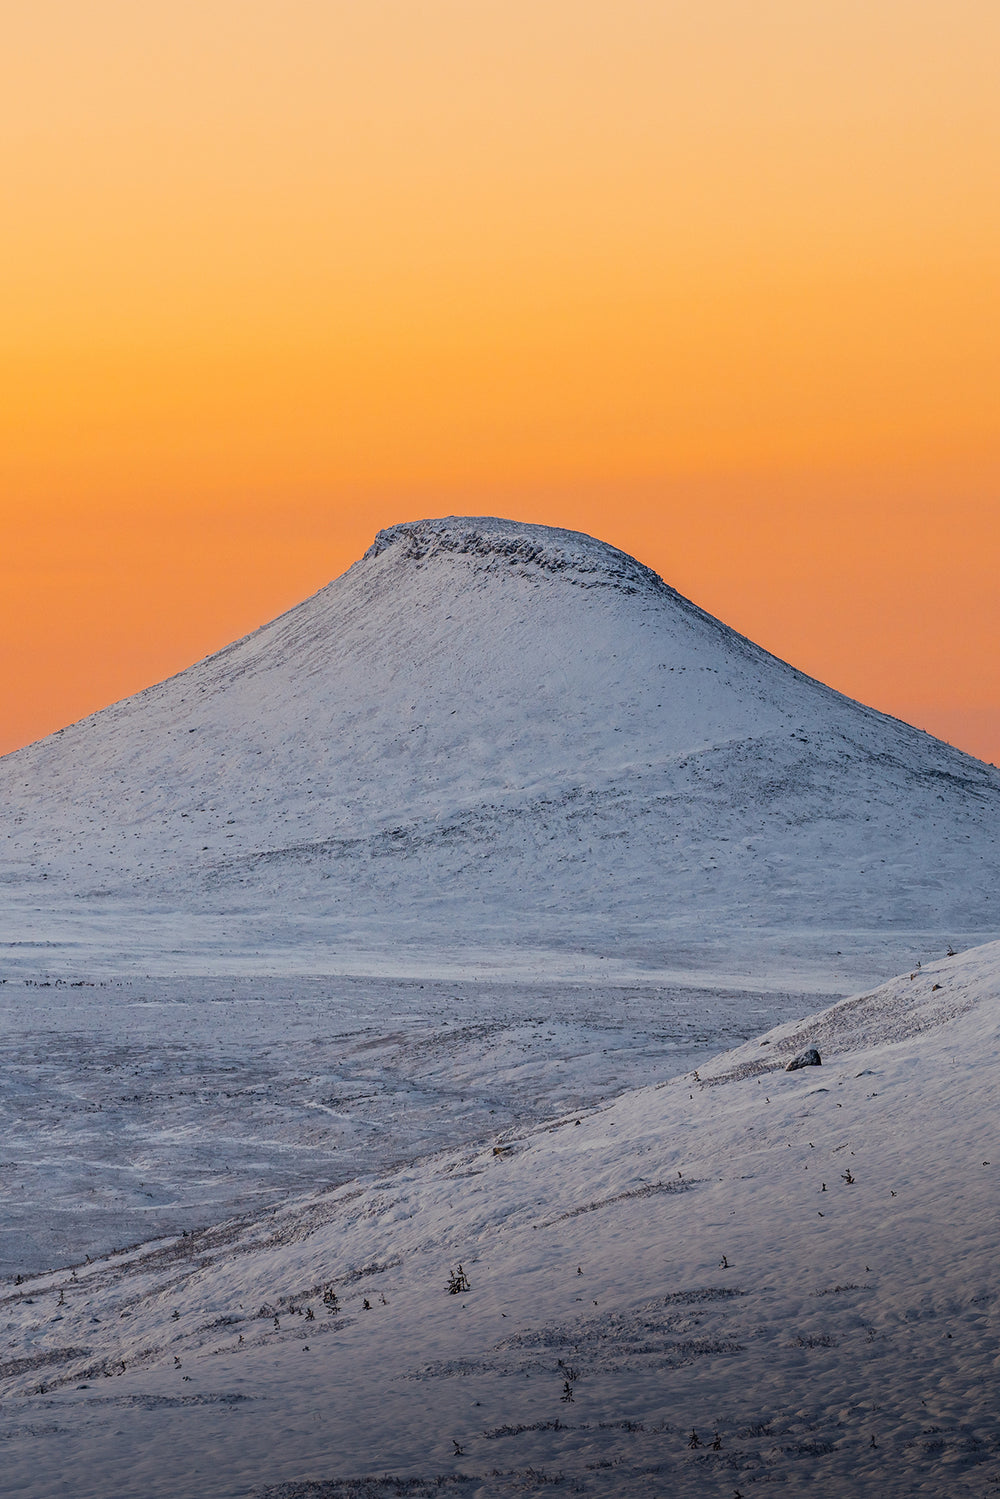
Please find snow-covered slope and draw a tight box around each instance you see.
[2,942,997,1498]
[2,515,998,977]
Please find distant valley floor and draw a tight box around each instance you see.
[2,970,805,1279]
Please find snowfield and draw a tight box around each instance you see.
[2,518,998,1495]
[0,943,997,1497]
[0,971,810,1281]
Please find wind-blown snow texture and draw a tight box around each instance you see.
[1,943,997,1498]
[0,972,804,1279]
[2,516,998,981]
[3,519,999,1495]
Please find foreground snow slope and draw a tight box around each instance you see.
[2,517,998,977]
[2,943,997,1497]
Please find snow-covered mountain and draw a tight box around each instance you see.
[2,516,998,979]
[4,521,998,1495]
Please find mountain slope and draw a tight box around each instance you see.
[2,942,997,1497]
[2,516,998,973]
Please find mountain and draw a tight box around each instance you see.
[4,522,998,1495]
[2,516,998,980]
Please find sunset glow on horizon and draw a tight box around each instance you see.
[3,2,998,761]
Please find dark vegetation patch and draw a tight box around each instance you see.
[0,1348,91,1380]
[483,1419,573,1440]
[548,1177,698,1223]
[257,1479,476,1498]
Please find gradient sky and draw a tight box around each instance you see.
[2,1,998,762]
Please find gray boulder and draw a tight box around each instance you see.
[786,1047,822,1072]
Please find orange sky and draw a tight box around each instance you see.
[2,1,998,762]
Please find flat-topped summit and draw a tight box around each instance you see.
[2,515,998,975]
[363,516,669,595]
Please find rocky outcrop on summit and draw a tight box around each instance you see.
[2,516,998,967]
[364,516,668,592]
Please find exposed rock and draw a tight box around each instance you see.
[786,1047,822,1071]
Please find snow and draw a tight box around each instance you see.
[2,517,999,1494]
[2,517,998,983]
[0,972,809,1279]
[0,942,997,1497]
